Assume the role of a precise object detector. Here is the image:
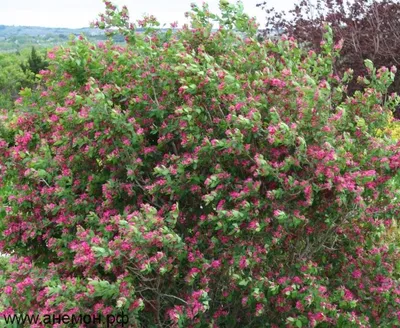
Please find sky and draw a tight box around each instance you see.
[0,0,295,29]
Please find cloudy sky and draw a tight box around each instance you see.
[0,0,295,28]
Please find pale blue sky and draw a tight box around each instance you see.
[0,0,294,28]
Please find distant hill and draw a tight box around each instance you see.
[0,25,228,53]
[0,25,127,52]
[0,25,173,52]
[0,25,104,38]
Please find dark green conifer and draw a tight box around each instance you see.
[20,46,48,75]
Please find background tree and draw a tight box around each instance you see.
[0,48,47,110]
[0,52,28,109]
[20,46,48,78]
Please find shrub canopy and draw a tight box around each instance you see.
[258,0,400,118]
[1,1,400,327]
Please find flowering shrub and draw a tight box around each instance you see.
[257,0,400,119]
[1,1,400,326]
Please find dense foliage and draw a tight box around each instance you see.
[0,47,47,110]
[20,47,48,76]
[1,1,400,326]
[0,51,28,109]
[383,112,400,140]
[258,0,400,118]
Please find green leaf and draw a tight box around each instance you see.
[364,59,374,71]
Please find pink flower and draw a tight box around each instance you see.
[255,303,264,316]
[343,288,354,301]
[49,114,59,122]
[334,39,344,51]
[239,256,248,269]
[270,78,286,88]
[4,286,13,295]
[211,260,221,269]
[314,312,325,321]
[47,51,56,59]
